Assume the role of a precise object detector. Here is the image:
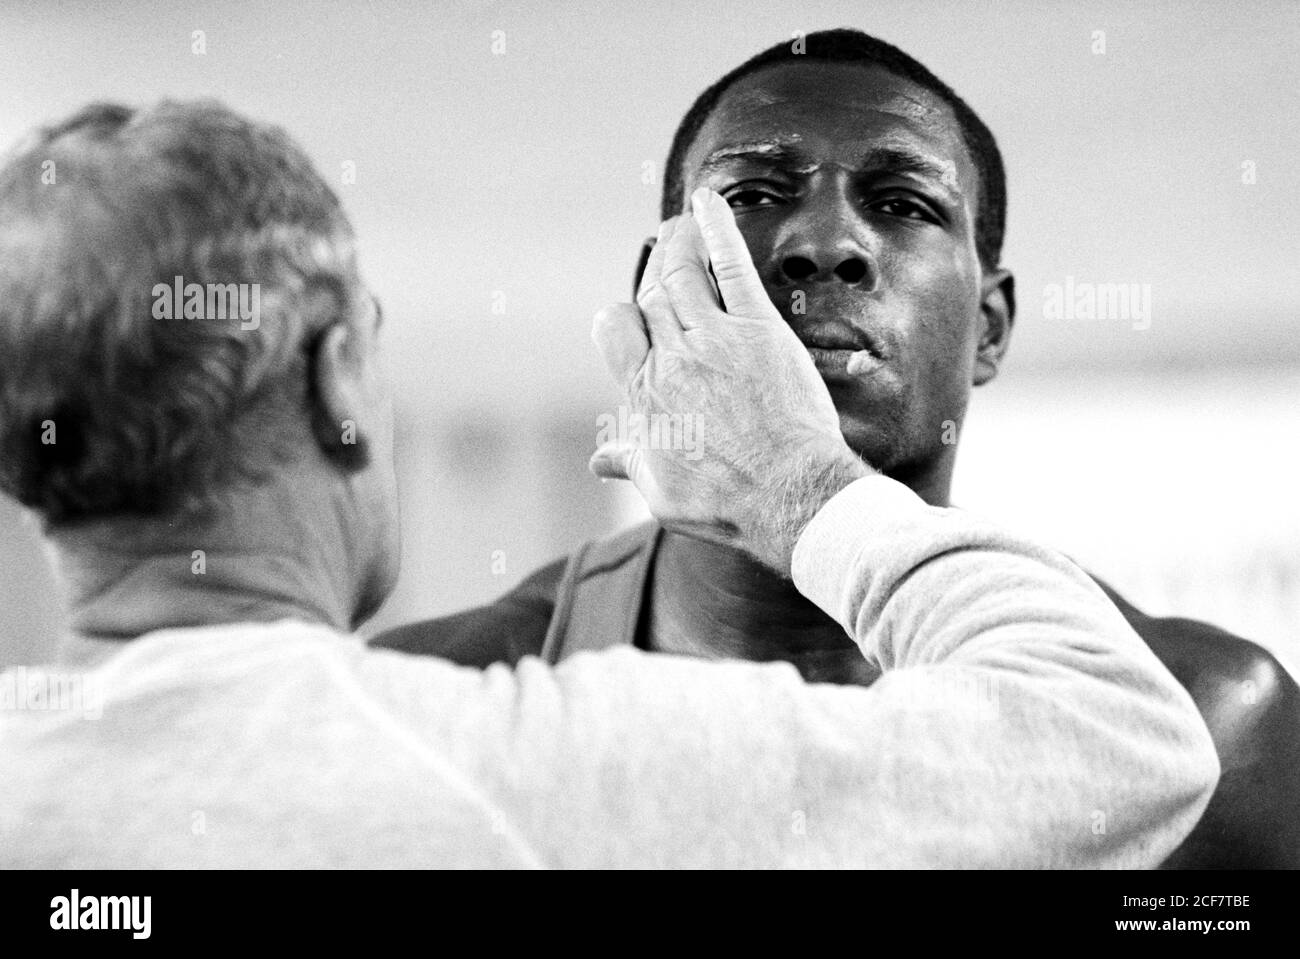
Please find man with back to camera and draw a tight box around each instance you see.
[0,99,1217,867]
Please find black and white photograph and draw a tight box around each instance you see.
[0,0,1295,930]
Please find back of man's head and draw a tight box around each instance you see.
[661,28,1007,272]
[0,100,362,524]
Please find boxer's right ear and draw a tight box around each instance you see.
[632,237,655,300]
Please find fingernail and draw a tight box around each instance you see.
[690,186,711,218]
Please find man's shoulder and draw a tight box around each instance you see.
[1090,575,1300,868]
[42,619,343,675]
[1089,576,1292,696]
[368,558,565,665]
[367,521,660,665]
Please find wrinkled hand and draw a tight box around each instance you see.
[590,187,871,575]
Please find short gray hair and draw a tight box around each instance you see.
[0,99,361,523]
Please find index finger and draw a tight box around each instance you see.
[689,187,774,319]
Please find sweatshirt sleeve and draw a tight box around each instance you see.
[369,475,1219,869]
[783,474,1220,866]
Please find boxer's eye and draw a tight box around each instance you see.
[871,195,940,223]
[723,183,784,208]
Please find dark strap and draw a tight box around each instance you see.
[540,522,660,663]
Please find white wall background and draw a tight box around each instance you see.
[0,0,1296,674]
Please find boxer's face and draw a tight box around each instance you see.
[678,62,1012,483]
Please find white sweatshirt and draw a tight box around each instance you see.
[0,475,1218,868]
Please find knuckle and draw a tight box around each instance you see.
[636,281,667,310]
[658,262,697,292]
[710,258,750,283]
[595,302,641,329]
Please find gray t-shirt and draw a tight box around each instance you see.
[0,475,1218,867]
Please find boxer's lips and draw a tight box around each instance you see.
[803,346,881,378]
[792,320,880,354]
[796,327,882,378]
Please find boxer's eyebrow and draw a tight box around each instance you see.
[697,139,813,176]
[698,139,962,198]
[859,144,962,196]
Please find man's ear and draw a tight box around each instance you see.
[308,320,371,471]
[632,237,656,300]
[973,268,1015,387]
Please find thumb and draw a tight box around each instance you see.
[589,443,661,506]
[588,442,634,481]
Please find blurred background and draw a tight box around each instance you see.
[0,0,1296,674]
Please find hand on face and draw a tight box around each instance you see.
[590,187,870,575]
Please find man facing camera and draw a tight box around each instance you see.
[375,29,1299,867]
[376,29,1032,680]
[0,99,1215,868]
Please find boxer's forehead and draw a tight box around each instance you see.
[682,62,978,207]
